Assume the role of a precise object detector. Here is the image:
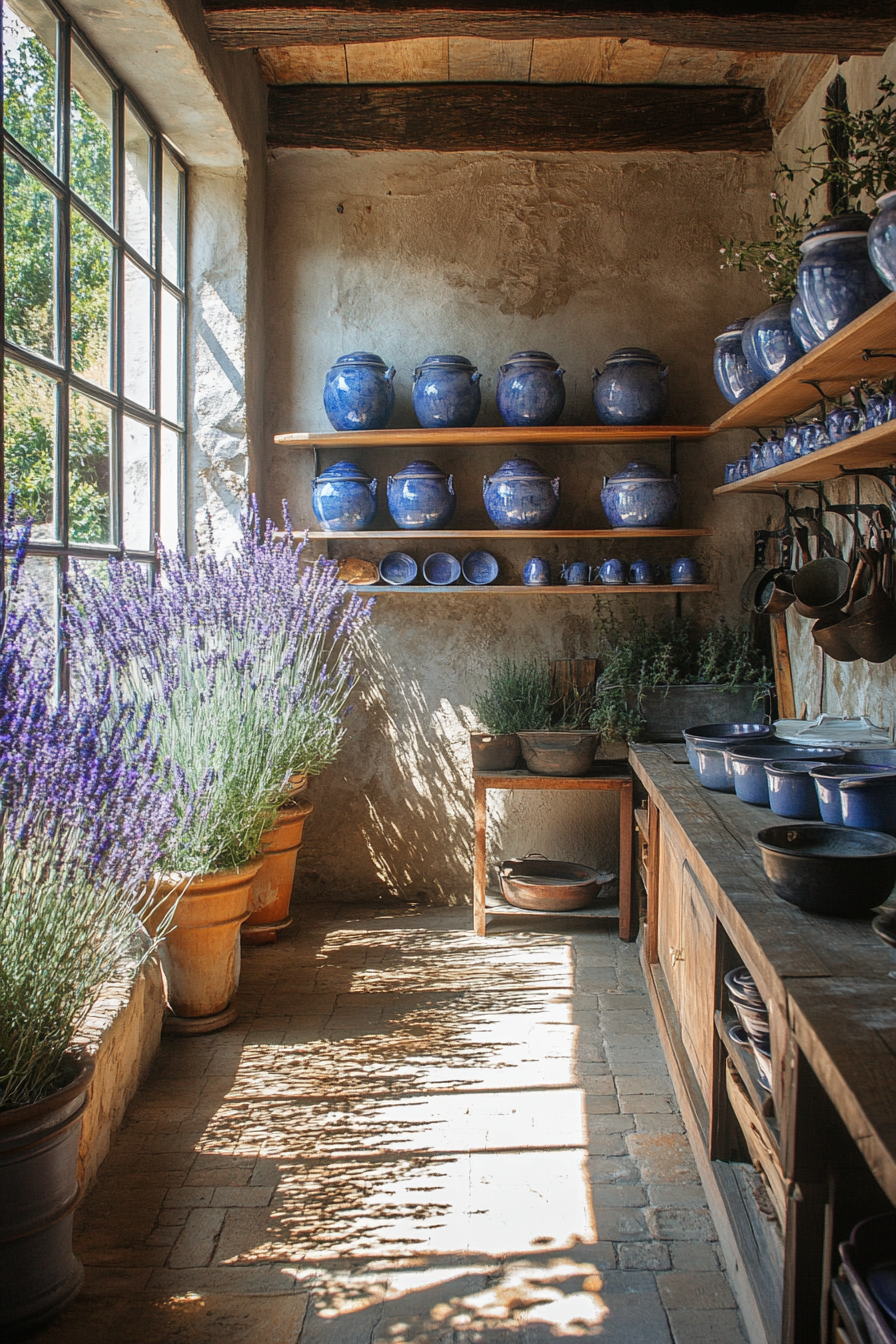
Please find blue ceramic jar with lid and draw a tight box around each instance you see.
[869,190,896,291]
[413,354,482,428]
[601,460,680,529]
[323,352,396,432]
[713,321,767,404]
[483,459,560,529]
[312,460,378,532]
[387,459,456,530]
[593,348,668,426]
[496,351,566,426]
[797,213,889,341]
[741,301,803,380]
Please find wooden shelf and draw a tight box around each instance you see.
[348,583,714,595]
[485,888,620,920]
[713,419,896,494]
[298,528,713,539]
[716,1010,780,1154]
[709,291,896,432]
[275,424,712,448]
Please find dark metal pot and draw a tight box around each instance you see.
[498,855,609,910]
[470,733,520,771]
[792,556,851,619]
[755,823,896,916]
[517,731,598,777]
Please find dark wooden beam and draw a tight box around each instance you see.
[205,2,896,54]
[267,82,772,151]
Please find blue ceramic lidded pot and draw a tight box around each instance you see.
[742,301,803,380]
[864,392,888,429]
[826,405,865,443]
[869,190,896,291]
[387,459,456,530]
[323,352,396,432]
[797,417,830,456]
[789,291,823,353]
[497,351,566,427]
[413,354,482,428]
[599,558,628,585]
[312,460,378,532]
[523,557,551,586]
[671,557,701,585]
[713,321,767,404]
[593,348,668,426]
[797,213,889,342]
[601,460,680,529]
[782,424,801,462]
[629,558,655,585]
[483,458,560,529]
[562,561,591,586]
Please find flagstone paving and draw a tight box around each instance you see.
[38,904,747,1343]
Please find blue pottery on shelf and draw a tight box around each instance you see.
[387,459,456,530]
[323,352,396,432]
[713,321,767,404]
[496,351,566,427]
[742,301,803,380]
[379,552,417,586]
[593,348,668,426]
[422,552,461,586]
[789,291,823,353]
[840,773,896,836]
[523,557,551,586]
[782,424,801,462]
[601,460,680,529]
[864,392,889,428]
[461,550,499,585]
[797,418,830,456]
[797,213,889,341]
[810,763,893,825]
[629,558,655,585]
[869,190,896,291]
[692,743,734,792]
[561,561,591,586]
[311,460,378,533]
[728,745,843,807]
[748,443,764,475]
[599,558,627,586]
[483,458,560,529]
[826,405,865,442]
[765,761,824,819]
[413,354,482,428]
[671,557,701,585]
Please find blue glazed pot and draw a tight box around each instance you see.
[387,459,456,530]
[461,550,498,585]
[561,561,591,586]
[826,405,865,442]
[422,552,461,586]
[797,418,830,456]
[312,460,378,532]
[593,348,668,426]
[782,424,801,462]
[671,557,701,585]
[869,190,896,291]
[413,354,482,429]
[379,552,417,586]
[728,745,844,807]
[496,351,566,427]
[840,773,896,836]
[765,761,824,819]
[323,352,395,432]
[844,749,896,767]
[864,393,888,429]
[742,301,803,380]
[598,558,627,585]
[749,443,764,475]
[684,722,773,780]
[713,321,767,405]
[601,460,680,529]
[483,458,560,529]
[523,556,551,586]
[810,763,893,825]
[797,213,889,342]
[629,558,655,585]
[789,291,823,353]
[693,743,734,792]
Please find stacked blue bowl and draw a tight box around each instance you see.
[683,722,774,792]
[727,743,844,806]
[810,763,896,835]
[724,967,772,1091]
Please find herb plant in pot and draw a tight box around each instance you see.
[474,659,599,775]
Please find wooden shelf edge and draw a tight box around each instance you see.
[275,424,713,447]
[350,584,715,594]
[294,528,714,539]
[715,1010,781,1156]
[712,419,896,495]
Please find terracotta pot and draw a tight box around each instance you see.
[286,773,308,802]
[150,859,262,1032]
[0,1052,95,1337]
[243,800,313,945]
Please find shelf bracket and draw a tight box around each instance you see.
[861,349,896,361]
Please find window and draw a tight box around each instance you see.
[2,0,186,608]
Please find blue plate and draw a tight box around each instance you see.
[379,552,418,586]
[461,550,499,585]
[422,552,461,586]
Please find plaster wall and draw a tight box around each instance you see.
[265,148,775,905]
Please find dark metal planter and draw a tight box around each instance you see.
[626,684,765,742]
[0,1052,95,1338]
[470,733,520,771]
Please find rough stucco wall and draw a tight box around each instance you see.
[264,148,776,904]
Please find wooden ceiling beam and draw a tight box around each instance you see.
[267,81,771,151]
[205,2,896,54]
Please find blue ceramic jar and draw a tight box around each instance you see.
[497,351,566,427]
[782,424,801,461]
[826,405,864,443]
[483,459,560,529]
[413,354,482,428]
[599,558,627,585]
[671,557,701,585]
[629,558,655,585]
[864,392,889,428]
[797,418,830,456]
[523,557,551,586]
[562,561,591,585]
[742,301,803,380]
[593,348,668,426]
[323,352,396,432]
[387,459,456,530]
[601,461,680,529]
[869,191,896,291]
[312,460,378,532]
[713,321,767,404]
[797,213,889,342]
[789,291,823,353]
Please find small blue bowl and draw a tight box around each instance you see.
[765,761,824,819]
[422,552,461,586]
[841,773,896,837]
[727,744,844,807]
[810,763,895,825]
[379,551,418,586]
[683,721,774,773]
[692,743,734,792]
[461,550,499,585]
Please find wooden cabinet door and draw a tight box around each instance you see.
[656,821,682,994]
[677,859,717,1107]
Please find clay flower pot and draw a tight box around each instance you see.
[150,859,262,1034]
[0,1052,95,1337]
[242,799,314,945]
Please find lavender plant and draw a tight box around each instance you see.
[0,509,179,1110]
[65,501,373,875]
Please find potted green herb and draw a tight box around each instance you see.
[473,659,599,776]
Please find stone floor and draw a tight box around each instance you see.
[39,905,748,1344]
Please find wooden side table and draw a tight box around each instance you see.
[472,765,636,940]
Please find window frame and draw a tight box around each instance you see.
[1,0,187,577]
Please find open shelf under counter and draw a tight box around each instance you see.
[709,290,896,433]
[345,584,714,595]
[297,527,713,540]
[713,418,896,495]
[275,424,712,448]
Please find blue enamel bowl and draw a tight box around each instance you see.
[379,551,418,586]
[844,749,896,768]
[422,552,461,586]
[461,550,499,585]
[765,761,825,820]
[692,743,735,792]
[727,745,844,807]
[810,763,896,826]
[684,722,774,776]
[840,773,896,836]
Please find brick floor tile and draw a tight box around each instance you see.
[620,1095,674,1114]
[168,1208,226,1268]
[587,1155,642,1184]
[645,1207,718,1242]
[666,1308,748,1343]
[211,1186,276,1208]
[626,1133,700,1184]
[647,1182,709,1208]
[594,1208,650,1241]
[597,1269,660,1292]
[668,1241,721,1271]
[617,1242,671,1271]
[657,1270,736,1311]
[589,1184,647,1207]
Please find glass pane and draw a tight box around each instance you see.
[2,359,57,539]
[161,149,183,284]
[122,417,151,553]
[71,209,113,388]
[159,427,180,549]
[19,553,57,631]
[3,154,56,359]
[160,288,182,424]
[71,39,113,223]
[2,0,57,172]
[69,389,111,544]
[124,101,152,262]
[123,258,153,407]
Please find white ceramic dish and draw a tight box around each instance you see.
[774,714,891,749]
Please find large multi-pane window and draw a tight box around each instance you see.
[2,0,186,610]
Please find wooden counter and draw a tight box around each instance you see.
[629,744,896,1344]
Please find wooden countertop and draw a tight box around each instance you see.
[629,742,896,1205]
